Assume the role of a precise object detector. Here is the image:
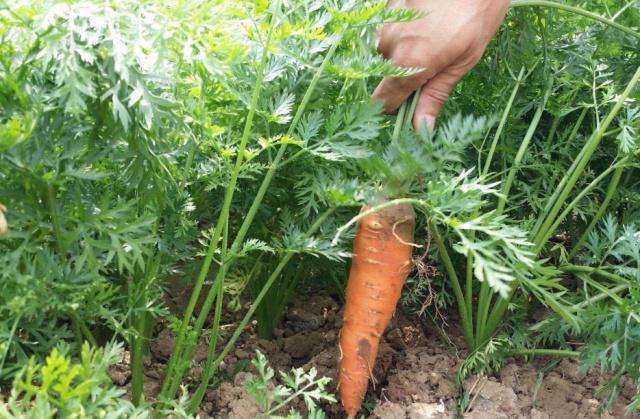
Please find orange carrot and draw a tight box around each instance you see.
[339,201,415,418]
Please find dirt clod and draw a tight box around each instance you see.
[283,330,324,359]
[108,350,131,386]
[371,400,406,418]
[407,401,448,419]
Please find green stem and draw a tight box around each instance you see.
[45,183,65,254]
[497,77,553,214]
[430,223,474,349]
[131,254,161,405]
[483,67,526,176]
[392,102,407,142]
[475,285,493,346]
[159,25,275,397]
[508,348,579,358]
[264,381,317,416]
[487,262,633,343]
[532,66,640,247]
[560,264,630,284]
[473,68,525,347]
[478,76,550,341]
[572,283,629,309]
[229,40,340,252]
[183,222,229,406]
[576,273,625,306]
[534,158,629,252]
[568,166,624,259]
[0,314,22,374]
[535,111,593,237]
[510,0,640,40]
[464,255,473,341]
[479,297,507,345]
[560,107,588,156]
[188,209,334,412]
[77,317,97,347]
[163,39,342,400]
[545,114,561,150]
[530,278,630,332]
[481,68,640,343]
[130,312,145,405]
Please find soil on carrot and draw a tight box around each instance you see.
[111,292,639,418]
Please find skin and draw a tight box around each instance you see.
[373,0,511,128]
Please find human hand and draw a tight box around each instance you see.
[373,0,510,128]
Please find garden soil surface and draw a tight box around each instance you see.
[110,292,640,418]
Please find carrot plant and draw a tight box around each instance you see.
[0,1,191,392]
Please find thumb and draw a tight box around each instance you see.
[412,69,464,130]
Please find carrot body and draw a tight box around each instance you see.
[338,201,415,418]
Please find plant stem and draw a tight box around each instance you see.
[576,273,625,306]
[483,67,526,176]
[0,314,21,374]
[464,253,473,339]
[227,41,341,252]
[163,39,342,400]
[568,166,624,259]
[508,348,579,358]
[545,114,560,147]
[45,183,65,254]
[76,316,97,347]
[472,68,525,347]
[264,381,318,416]
[480,67,639,346]
[497,77,553,214]
[475,285,493,347]
[130,311,145,405]
[560,264,630,284]
[510,0,640,40]
[164,210,234,396]
[392,101,407,142]
[534,158,629,252]
[130,254,161,405]
[476,78,552,343]
[430,222,474,349]
[159,25,275,397]
[560,107,587,156]
[572,283,630,309]
[532,66,640,247]
[188,209,334,412]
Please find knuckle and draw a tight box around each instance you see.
[465,46,487,66]
[390,37,426,69]
[424,87,449,105]
[390,53,420,70]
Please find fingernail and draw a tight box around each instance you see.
[425,115,436,129]
[415,115,436,130]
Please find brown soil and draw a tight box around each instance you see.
[110,294,639,418]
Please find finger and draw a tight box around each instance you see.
[373,71,430,114]
[412,68,465,129]
[376,24,392,57]
[373,40,447,114]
